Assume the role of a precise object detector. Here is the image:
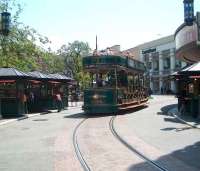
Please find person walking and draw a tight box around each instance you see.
[28,91,34,112]
[55,93,62,112]
[23,93,28,114]
[29,92,34,103]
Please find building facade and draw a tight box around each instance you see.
[124,35,187,94]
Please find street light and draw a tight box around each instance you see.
[0,1,11,67]
[1,11,11,36]
[0,0,11,36]
[183,0,194,26]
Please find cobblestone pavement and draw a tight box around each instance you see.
[77,116,156,171]
[114,95,200,171]
[0,108,83,171]
[0,96,200,171]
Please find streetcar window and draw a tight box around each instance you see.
[89,70,116,88]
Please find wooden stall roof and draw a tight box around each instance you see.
[48,73,73,81]
[0,68,76,85]
[28,71,75,85]
[27,71,52,80]
[181,62,200,72]
[0,67,30,79]
[176,62,200,76]
[171,62,200,80]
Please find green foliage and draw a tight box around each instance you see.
[58,41,91,89]
[0,0,64,73]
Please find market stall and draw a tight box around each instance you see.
[27,71,52,112]
[174,62,200,118]
[0,68,30,117]
[48,73,73,109]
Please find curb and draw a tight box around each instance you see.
[168,108,200,129]
[67,106,82,110]
[0,113,40,126]
[0,106,83,126]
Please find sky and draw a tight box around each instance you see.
[17,0,200,51]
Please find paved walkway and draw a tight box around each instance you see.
[168,106,200,129]
[2,101,200,130]
[0,102,83,126]
[0,113,40,126]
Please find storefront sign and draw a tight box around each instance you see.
[142,48,156,54]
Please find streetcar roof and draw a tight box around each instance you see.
[83,55,146,72]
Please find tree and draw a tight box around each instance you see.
[40,50,65,73]
[58,41,91,89]
[0,0,64,73]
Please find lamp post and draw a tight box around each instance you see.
[0,0,11,36]
[183,0,194,26]
[1,11,11,36]
[0,1,11,67]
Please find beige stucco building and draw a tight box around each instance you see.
[123,35,187,94]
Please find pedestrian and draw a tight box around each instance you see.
[74,92,79,106]
[28,91,35,113]
[55,92,62,112]
[161,87,163,94]
[148,88,152,96]
[23,93,28,114]
[29,91,34,103]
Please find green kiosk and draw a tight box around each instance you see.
[27,72,73,111]
[48,73,73,109]
[0,67,30,118]
[175,62,200,118]
[27,71,54,112]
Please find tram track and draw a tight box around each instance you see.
[73,118,91,171]
[73,113,170,171]
[109,115,170,171]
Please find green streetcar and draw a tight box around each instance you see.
[82,55,148,114]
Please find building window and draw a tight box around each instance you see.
[151,52,159,71]
[148,62,152,69]
[162,49,170,57]
[153,60,159,71]
[163,58,170,69]
[144,54,149,62]
[175,59,182,68]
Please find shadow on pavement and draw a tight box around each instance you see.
[64,112,116,119]
[160,126,192,132]
[63,105,148,119]
[32,119,48,122]
[118,105,148,115]
[182,116,200,123]
[63,112,87,119]
[176,114,200,127]
[163,117,183,124]
[160,127,177,131]
[1,115,26,119]
[159,104,196,131]
[128,141,200,171]
[160,104,200,129]
[157,104,177,116]
[64,112,119,119]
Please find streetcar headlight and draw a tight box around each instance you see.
[92,94,99,100]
